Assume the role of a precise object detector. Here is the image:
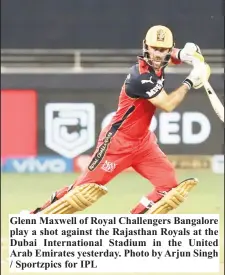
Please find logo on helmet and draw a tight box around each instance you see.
[156,29,165,42]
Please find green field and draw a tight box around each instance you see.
[1,170,224,275]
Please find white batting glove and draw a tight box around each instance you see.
[183,65,203,90]
[178,42,204,65]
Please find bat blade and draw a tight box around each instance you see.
[203,81,224,123]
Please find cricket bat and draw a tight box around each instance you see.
[202,79,224,123]
[196,61,224,123]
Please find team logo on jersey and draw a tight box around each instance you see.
[45,103,95,158]
[101,160,117,172]
[157,29,165,42]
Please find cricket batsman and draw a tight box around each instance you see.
[28,25,210,215]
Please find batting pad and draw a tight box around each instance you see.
[147,178,198,214]
[40,183,108,214]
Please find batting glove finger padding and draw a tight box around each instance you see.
[183,63,211,90]
[179,42,203,65]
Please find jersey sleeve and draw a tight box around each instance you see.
[126,72,164,99]
[170,48,182,65]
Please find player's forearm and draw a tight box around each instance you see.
[164,84,189,112]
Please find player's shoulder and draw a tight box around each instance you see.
[124,57,165,99]
[126,57,160,82]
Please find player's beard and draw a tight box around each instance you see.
[149,51,169,71]
[149,53,165,71]
[152,58,162,70]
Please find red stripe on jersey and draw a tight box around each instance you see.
[103,85,155,139]
[138,58,150,74]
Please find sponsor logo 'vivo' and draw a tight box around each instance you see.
[3,156,73,173]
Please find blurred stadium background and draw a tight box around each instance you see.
[1,0,224,274]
